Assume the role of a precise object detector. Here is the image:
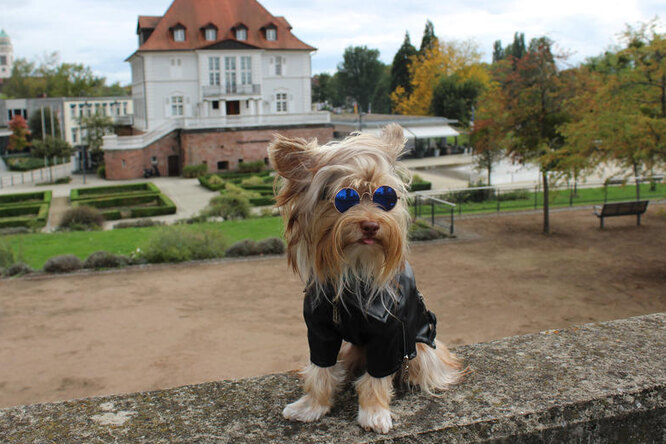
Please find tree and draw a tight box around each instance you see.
[337,46,385,113]
[371,66,392,114]
[390,32,418,95]
[492,40,503,63]
[79,113,114,155]
[471,82,506,186]
[419,20,437,55]
[28,107,61,140]
[431,74,485,126]
[31,136,73,159]
[8,115,31,152]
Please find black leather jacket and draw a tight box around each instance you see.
[303,262,437,378]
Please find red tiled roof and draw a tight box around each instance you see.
[135,0,315,52]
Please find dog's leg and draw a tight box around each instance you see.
[355,373,394,433]
[408,340,461,394]
[338,341,366,377]
[283,362,345,422]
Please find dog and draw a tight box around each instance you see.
[268,124,461,433]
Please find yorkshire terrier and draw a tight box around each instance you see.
[269,124,461,433]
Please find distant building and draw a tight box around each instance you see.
[102,0,332,180]
[0,29,13,82]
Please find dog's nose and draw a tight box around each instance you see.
[360,220,379,236]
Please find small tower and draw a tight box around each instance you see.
[0,29,14,82]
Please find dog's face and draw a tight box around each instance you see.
[269,124,411,290]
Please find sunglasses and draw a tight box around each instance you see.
[333,185,399,213]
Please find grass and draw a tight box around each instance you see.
[4,217,283,270]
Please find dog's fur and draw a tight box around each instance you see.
[269,124,461,433]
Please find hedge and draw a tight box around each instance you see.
[0,191,52,207]
[410,181,432,192]
[72,193,176,221]
[70,182,160,201]
[0,204,49,228]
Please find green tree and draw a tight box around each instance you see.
[80,113,114,155]
[8,115,31,152]
[371,66,392,114]
[31,136,73,159]
[28,107,61,140]
[431,74,485,126]
[419,20,437,55]
[337,46,385,113]
[391,32,417,95]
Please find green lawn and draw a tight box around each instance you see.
[4,217,283,270]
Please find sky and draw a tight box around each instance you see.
[0,0,664,85]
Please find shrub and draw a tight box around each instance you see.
[4,262,33,277]
[183,164,208,178]
[43,255,83,273]
[238,160,265,174]
[138,226,228,264]
[208,175,225,186]
[224,239,259,258]
[83,251,130,269]
[241,175,266,187]
[97,165,106,179]
[256,237,285,255]
[113,219,165,229]
[205,194,251,220]
[0,241,18,269]
[59,206,105,230]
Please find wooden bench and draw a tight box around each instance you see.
[594,200,649,228]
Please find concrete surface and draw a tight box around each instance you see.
[1,313,664,443]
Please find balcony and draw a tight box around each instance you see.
[202,84,261,98]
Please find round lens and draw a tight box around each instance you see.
[373,186,398,211]
[334,188,360,213]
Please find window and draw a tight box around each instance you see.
[171,96,184,116]
[276,92,288,112]
[225,56,237,94]
[275,56,283,76]
[205,28,217,41]
[266,28,276,41]
[102,103,108,115]
[70,104,76,119]
[241,56,252,86]
[0,55,6,65]
[217,161,229,170]
[95,103,101,115]
[123,103,128,115]
[122,160,126,168]
[173,28,185,42]
[71,128,78,143]
[235,27,247,41]
[212,101,219,110]
[209,57,220,86]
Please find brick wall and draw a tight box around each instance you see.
[104,125,333,179]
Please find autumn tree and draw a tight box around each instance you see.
[337,46,385,113]
[8,115,31,152]
[470,82,506,185]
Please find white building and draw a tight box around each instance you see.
[127,0,318,132]
[0,29,13,81]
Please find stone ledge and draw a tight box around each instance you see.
[1,313,665,443]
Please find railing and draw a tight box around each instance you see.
[201,84,261,97]
[0,162,73,189]
[413,193,456,234]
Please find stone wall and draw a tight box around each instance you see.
[1,313,664,443]
[104,125,334,179]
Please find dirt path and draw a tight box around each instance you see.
[45,196,69,230]
[1,205,665,408]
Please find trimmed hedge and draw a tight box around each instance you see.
[70,182,160,201]
[0,203,49,229]
[0,191,52,207]
[72,193,176,221]
[183,164,208,178]
[410,180,432,192]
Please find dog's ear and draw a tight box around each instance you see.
[268,134,316,181]
[380,124,407,162]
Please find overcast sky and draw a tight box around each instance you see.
[1,0,664,85]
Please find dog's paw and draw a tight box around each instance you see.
[358,406,393,433]
[282,395,330,422]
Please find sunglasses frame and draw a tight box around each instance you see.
[333,185,400,213]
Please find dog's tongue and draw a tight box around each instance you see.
[360,238,376,245]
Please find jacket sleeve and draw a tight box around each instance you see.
[303,292,342,368]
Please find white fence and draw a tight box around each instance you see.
[0,162,73,189]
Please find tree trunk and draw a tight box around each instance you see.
[633,162,640,201]
[487,165,492,187]
[542,170,550,235]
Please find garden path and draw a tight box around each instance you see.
[45,197,69,231]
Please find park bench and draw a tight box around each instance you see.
[594,200,649,228]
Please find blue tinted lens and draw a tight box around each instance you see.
[373,186,398,211]
[334,188,360,213]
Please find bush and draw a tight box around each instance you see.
[59,206,105,230]
[224,239,259,258]
[83,251,130,269]
[4,262,33,277]
[0,241,18,269]
[256,237,285,255]
[241,175,266,187]
[208,175,225,186]
[43,255,83,273]
[183,164,208,178]
[238,160,265,174]
[138,226,228,264]
[97,165,106,179]
[113,219,165,229]
[204,194,251,220]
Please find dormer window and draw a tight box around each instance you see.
[264,25,277,41]
[234,25,247,41]
[171,24,186,42]
[202,24,218,41]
